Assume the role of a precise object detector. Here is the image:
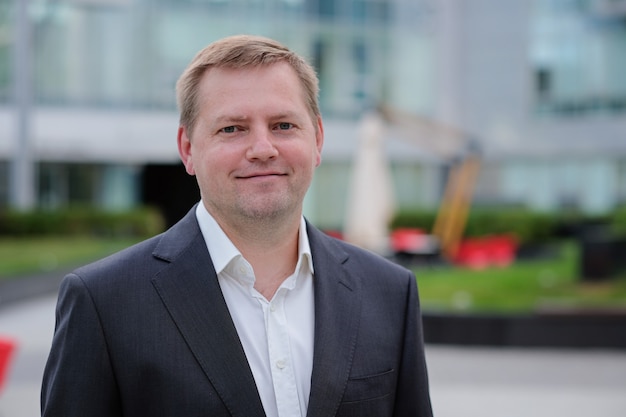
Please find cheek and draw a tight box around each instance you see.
[196,148,229,179]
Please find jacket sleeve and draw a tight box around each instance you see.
[394,271,433,417]
[41,273,122,417]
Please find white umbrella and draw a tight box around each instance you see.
[343,112,395,254]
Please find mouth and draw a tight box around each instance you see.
[236,173,287,182]
[237,171,286,179]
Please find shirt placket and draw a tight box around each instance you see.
[264,290,302,417]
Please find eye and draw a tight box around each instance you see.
[276,122,293,130]
[220,126,238,134]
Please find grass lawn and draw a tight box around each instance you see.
[0,236,142,279]
[2,237,626,315]
[415,241,626,314]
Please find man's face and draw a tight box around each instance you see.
[178,62,324,225]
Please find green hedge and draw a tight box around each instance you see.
[0,206,165,238]
[391,207,626,245]
[463,209,556,243]
[612,207,626,235]
[389,209,437,232]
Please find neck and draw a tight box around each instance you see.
[243,232,299,300]
[211,210,302,300]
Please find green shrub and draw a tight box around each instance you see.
[463,209,558,243]
[391,208,576,243]
[390,209,437,231]
[0,206,165,238]
[610,206,626,236]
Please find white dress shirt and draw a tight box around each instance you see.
[195,203,315,417]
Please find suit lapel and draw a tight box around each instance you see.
[147,211,361,417]
[306,225,361,417]
[150,209,266,417]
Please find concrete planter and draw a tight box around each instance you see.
[423,311,626,349]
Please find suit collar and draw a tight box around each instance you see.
[195,202,315,277]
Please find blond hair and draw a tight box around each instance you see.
[176,34,320,134]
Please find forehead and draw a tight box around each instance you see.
[192,62,317,132]
[198,63,305,103]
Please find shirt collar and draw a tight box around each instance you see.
[195,202,314,278]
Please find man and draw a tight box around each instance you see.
[41,35,432,417]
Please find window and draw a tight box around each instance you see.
[531,0,626,115]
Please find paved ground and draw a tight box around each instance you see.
[1,294,625,417]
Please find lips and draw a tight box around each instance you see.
[237,171,285,179]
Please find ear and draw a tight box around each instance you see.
[314,116,324,167]
[177,126,195,175]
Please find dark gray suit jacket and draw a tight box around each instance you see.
[41,206,432,417]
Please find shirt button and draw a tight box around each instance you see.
[270,304,276,312]
[276,360,286,369]
[238,266,246,274]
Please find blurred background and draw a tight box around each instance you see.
[1,0,625,227]
[2,0,626,305]
[1,1,626,416]
[0,0,625,318]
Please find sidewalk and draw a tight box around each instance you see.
[427,345,626,417]
[1,294,626,417]
[0,268,69,312]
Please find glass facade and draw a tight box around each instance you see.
[531,0,626,116]
[0,0,12,101]
[1,0,625,216]
[39,162,139,210]
[1,0,435,213]
[3,0,624,118]
[0,0,432,117]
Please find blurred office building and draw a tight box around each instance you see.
[0,0,625,229]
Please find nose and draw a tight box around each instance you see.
[246,128,278,161]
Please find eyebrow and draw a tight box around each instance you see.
[270,111,299,119]
[213,115,249,125]
[213,112,303,125]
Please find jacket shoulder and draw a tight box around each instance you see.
[71,206,202,287]
[308,224,413,281]
[72,233,165,283]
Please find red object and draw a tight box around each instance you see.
[454,235,518,269]
[454,238,490,269]
[391,228,427,253]
[0,337,17,394]
[324,230,344,240]
[488,235,518,267]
